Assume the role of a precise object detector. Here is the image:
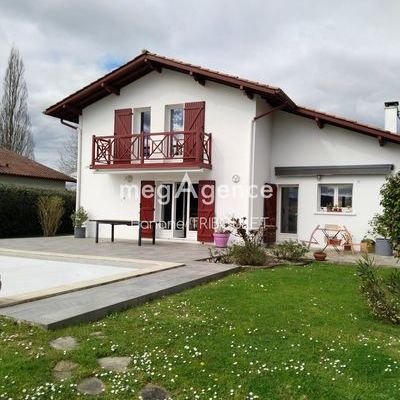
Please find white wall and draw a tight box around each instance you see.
[270,111,400,244]
[80,69,256,239]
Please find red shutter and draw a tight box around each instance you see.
[197,180,215,242]
[264,183,277,244]
[140,180,155,238]
[184,101,205,161]
[114,109,132,163]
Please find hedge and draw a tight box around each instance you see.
[0,184,75,238]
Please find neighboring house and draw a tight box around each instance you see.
[0,148,76,190]
[45,51,400,244]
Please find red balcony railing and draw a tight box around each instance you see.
[91,131,212,170]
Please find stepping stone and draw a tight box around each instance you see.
[98,356,131,372]
[90,331,107,340]
[52,360,77,381]
[77,377,105,395]
[139,384,168,400]
[50,336,78,351]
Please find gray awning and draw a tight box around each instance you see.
[275,164,394,177]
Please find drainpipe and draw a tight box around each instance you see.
[247,102,289,229]
[60,119,82,209]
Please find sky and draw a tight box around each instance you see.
[0,0,399,169]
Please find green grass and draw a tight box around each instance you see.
[1,263,400,399]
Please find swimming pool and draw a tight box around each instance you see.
[0,255,138,305]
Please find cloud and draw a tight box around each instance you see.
[0,0,399,168]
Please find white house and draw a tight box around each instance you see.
[45,51,400,245]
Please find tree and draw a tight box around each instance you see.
[0,47,34,158]
[58,131,78,177]
[369,172,400,252]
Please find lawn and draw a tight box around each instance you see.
[1,263,400,399]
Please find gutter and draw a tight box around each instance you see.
[248,102,289,228]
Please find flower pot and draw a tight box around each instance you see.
[74,227,86,239]
[213,232,230,248]
[313,252,327,261]
[375,238,392,256]
[328,238,341,246]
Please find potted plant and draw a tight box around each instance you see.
[360,237,375,254]
[326,203,333,212]
[213,223,231,248]
[313,249,327,261]
[71,206,89,238]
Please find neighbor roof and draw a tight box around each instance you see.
[0,148,76,183]
[45,51,400,146]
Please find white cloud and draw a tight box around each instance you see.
[0,0,399,167]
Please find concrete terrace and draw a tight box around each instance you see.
[0,236,211,264]
[0,236,238,329]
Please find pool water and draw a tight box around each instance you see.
[0,255,136,298]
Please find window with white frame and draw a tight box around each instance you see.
[165,105,184,155]
[318,184,353,212]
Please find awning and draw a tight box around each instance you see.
[275,164,394,177]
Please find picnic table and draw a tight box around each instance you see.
[90,220,156,246]
[303,224,354,253]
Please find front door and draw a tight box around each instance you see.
[280,186,298,236]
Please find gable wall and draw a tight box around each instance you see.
[79,69,256,239]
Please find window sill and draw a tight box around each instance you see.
[314,211,356,216]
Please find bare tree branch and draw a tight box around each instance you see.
[0,47,34,159]
[58,131,77,177]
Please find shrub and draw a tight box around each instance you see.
[228,217,265,245]
[71,206,89,228]
[37,195,65,236]
[229,243,267,266]
[0,184,75,238]
[210,217,267,266]
[369,172,400,252]
[270,240,308,261]
[357,254,400,324]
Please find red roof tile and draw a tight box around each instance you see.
[0,148,76,183]
[44,51,400,146]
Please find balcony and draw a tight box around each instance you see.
[91,131,212,170]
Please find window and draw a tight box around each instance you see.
[170,107,184,131]
[166,105,184,155]
[140,110,151,133]
[133,108,151,158]
[319,184,353,211]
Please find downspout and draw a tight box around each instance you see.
[247,102,289,228]
[60,119,82,209]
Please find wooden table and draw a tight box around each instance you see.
[90,220,156,246]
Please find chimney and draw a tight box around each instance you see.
[384,101,399,133]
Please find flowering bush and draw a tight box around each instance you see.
[210,217,268,266]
